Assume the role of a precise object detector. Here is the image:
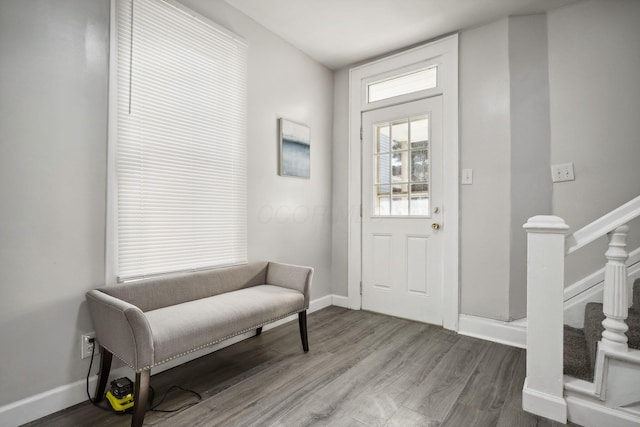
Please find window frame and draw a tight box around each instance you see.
[360,59,442,111]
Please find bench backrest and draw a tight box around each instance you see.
[98,262,269,312]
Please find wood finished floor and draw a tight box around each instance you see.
[24,307,579,427]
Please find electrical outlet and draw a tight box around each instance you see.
[551,162,575,183]
[81,332,97,359]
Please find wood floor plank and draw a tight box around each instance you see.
[266,320,427,426]
[156,352,335,426]
[194,312,413,426]
[401,335,490,422]
[439,343,521,427]
[23,308,581,427]
[328,325,460,426]
[384,406,437,427]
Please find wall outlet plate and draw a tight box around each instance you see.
[551,162,575,183]
[81,332,97,359]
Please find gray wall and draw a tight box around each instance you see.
[459,19,513,320]
[460,16,552,321]
[332,2,640,321]
[508,15,552,319]
[0,0,110,406]
[547,0,640,284]
[0,0,334,409]
[331,68,350,297]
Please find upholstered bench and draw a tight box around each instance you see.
[86,261,313,427]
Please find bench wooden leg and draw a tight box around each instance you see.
[256,326,263,336]
[298,311,309,353]
[94,346,112,403]
[132,370,150,427]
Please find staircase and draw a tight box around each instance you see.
[564,279,640,382]
[523,195,640,427]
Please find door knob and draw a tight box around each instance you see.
[431,223,440,230]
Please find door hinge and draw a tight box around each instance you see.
[360,204,362,218]
[360,126,363,141]
[359,281,363,295]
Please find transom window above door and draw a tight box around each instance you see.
[367,66,438,103]
[373,114,430,216]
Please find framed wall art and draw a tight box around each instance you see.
[279,118,310,178]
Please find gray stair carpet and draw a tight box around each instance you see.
[563,278,640,382]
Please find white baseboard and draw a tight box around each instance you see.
[0,294,338,427]
[458,314,527,349]
[0,376,99,427]
[522,378,567,423]
[331,294,349,308]
[565,394,640,427]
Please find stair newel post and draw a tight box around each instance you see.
[522,215,569,423]
[600,224,630,352]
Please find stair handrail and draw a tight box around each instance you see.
[566,194,640,255]
[523,195,639,423]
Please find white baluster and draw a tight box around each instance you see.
[600,224,630,351]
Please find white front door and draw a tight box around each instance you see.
[361,96,444,325]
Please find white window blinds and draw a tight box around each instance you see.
[115,0,248,281]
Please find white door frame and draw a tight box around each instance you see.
[347,34,459,331]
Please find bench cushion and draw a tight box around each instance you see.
[100,262,269,312]
[144,284,304,366]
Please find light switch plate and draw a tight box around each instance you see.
[551,162,575,183]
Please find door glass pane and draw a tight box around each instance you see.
[391,153,405,183]
[391,121,408,151]
[375,154,390,184]
[392,183,408,195]
[376,184,391,195]
[411,150,428,182]
[377,124,390,153]
[391,196,408,215]
[411,182,428,193]
[410,116,428,149]
[410,196,429,215]
[377,194,390,215]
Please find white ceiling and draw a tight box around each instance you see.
[224,0,579,70]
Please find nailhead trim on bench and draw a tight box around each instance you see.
[106,307,307,372]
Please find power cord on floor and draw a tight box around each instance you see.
[85,339,202,414]
[148,385,202,413]
[85,339,113,412]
